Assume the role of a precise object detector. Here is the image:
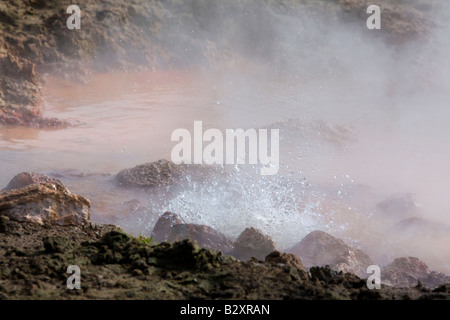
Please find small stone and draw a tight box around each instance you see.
[2,172,63,191]
[152,211,182,242]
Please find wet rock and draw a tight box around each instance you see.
[167,223,234,254]
[0,182,90,226]
[287,230,373,278]
[116,160,183,188]
[232,227,277,261]
[375,193,419,221]
[265,251,309,281]
[152,211,183,242]
[382,257,450,288]
[391,217,450,236]
[116,159,217,188]
[3,172,63,191]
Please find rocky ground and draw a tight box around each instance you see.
[0,0,445,126]
[1,216,449,300]
[1,170,449,300]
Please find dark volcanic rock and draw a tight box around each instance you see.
[0,182,90,225]
[287,230,373,278]
[382,257,450,288]
[232,227,277,261]
[168,223,234,254]
[152,211,183,242]
[3,172,63,191]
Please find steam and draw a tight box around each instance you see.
[3,1,450,274]
[124,2,450,272]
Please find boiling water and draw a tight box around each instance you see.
[1,67,449,273]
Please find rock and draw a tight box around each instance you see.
[0,52,42,125]
[265,251,305,271]
[382,257,450,288]
[0,182,90,226]
[0,216,13,234]
[151,211,183,243]
[232,227,277,261]
[3,172,63,191]
[391,217,450,236]
[167,223,234,254]
[151,212,234,253]
[375,193,419,221]
[287,230,373,278]
[116,160,184,188]
[116,159,216,188]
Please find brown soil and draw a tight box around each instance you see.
[0,216,449,300]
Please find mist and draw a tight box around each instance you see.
[2,0,450,274]
[120,1,450,272]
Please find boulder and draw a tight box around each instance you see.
[382,257,450,288]
[151,211,183,242]
[232,227,277,261]
[375,193,419,221]
[391,217,450,236]
[265,251,309,280]
[168,223,234,254]
[287,230,373,278]
[151,212,233,253]
[116,160,183,188]
[2,172,63,191]
[0,182,90,226]
[116,159,216,188]
[265,251,306,271]
[0,52,42,125]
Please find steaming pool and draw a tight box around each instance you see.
[1,68,449,273]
